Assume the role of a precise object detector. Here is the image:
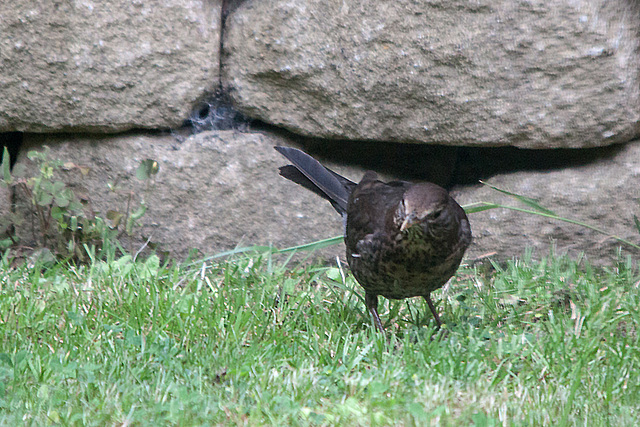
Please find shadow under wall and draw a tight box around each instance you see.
[4,118,628,192]
[290,136,627,189]
[0,132,23,169]
[182,90,628,189]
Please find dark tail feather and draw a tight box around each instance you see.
[279,165,349,214]
[274,146,354,215]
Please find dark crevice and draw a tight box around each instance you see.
[0,132,23,169]
[181,0,259,134]
[183,89,259,133]
[452,144,624,186]
[222,0,250,22]
[272,133,626,190]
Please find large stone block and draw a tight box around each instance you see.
[0,1,221,132]
[15,130,353,259]
[12,130,640,264]
[456,142,640,263]
[224,0,640,148]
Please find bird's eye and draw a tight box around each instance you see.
[432,209,443,220]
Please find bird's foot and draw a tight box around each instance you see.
[365,293,385,333]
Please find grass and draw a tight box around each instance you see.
[0,248,639,425]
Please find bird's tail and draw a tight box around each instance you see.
[274,146,355,215]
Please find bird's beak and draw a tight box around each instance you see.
[400,210,431,232]
[400,215,413,232]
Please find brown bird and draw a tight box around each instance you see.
[275,146,471,332]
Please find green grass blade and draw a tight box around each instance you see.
[187,235,344,268]
[462,202,501,214]
[275,235,344,253]
[465,201,640,251]
[479,180,556,215]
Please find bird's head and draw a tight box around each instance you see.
[395,183,451,233]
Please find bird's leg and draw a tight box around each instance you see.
[365,293,385,332]
[423,294,442,329]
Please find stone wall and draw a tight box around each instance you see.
[2,0,640,263]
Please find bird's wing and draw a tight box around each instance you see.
[345,173,411,251]
[275,146,355,215]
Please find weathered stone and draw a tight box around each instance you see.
[12,130,640,264]
[224,0,640,148]
[455,141,640,263]
[0,1,221,133]
[15,130,360,260]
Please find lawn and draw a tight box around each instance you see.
[0,248,638,425]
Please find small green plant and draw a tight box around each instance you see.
[16,148,85,247]
[106,158,158,238]
[0,146,158,262]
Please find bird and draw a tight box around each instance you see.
[275,146,472,332]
